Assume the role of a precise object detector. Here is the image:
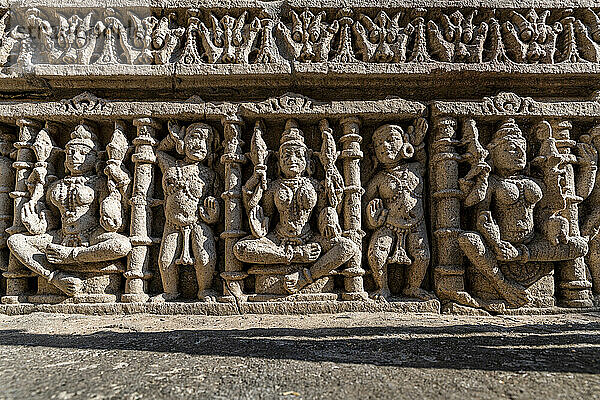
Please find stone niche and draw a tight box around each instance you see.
[1,0,600,315]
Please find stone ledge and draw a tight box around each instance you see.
[0,299,441,316]
[2,300,600,316]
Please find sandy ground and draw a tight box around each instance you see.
[0,311,599,399]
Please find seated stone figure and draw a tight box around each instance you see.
[233,119,360,294]
[458,119,593,308]
[8,122,132,298]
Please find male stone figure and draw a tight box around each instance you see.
[152,122,221,302]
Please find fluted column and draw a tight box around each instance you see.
[339,116,367,300]
[431,117,466,306]
[219,116,248,302]
[2,119,41,304]
[122,118,159,303]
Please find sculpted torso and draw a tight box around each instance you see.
[49,175,103,239]
[163,162,214,227]
[489,175,543,244]
[270,177,319,239]
[375,163,424,227]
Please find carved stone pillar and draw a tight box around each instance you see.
[122,118,158,303]
[431,117,465,307]
[339,116,367,301]
[220,116,248,302]
[552,120,593,307]
[2,118,40,304]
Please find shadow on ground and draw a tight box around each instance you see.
[1,321,599,373]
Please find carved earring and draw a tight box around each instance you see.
[401,143,415,159]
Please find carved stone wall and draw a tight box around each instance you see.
[1,0,600,315]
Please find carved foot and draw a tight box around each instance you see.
[442,290,481,308]
[198,289,218,303]
[498,281,530,308]
[46,244,74,264]
[402,287,436,301]
[284,268,312,294]
[150,292,181,303]
[292,243,321,263]
[370,287,392,302]
[49,271,83,296]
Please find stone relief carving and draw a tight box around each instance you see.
[427,11,487,63]
[364,118,434,301]
[6,121,132,302]
[4,6,600,69]
[278,10,339,63]
[457,119,594,310]
[0,92,598,314]
[233,119,361,297]
[152,121,221,303]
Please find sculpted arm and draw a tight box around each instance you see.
[363,176,386,230]
[156,135,177,172]
[199,170,221,225]
[576,140,598,200]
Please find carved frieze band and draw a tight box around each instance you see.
[2,5,600,73]
[2,91,600,314]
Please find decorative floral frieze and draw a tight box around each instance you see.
[2,6,600,70]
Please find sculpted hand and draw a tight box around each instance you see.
[203,196,220,223]
[577,141,598,168]
[410,117,428,147]
[21,201,47,235]
[46,243,75,264]
[367,198,388,228]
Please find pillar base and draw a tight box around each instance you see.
[121,293,150,303]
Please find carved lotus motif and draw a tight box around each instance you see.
[353,11,412,63]
[278,9,339,62]
[427,11,488,63]
[502,9,562,64]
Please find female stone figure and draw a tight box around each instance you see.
[364,118,434,301]
[7,122,132,296]
[152,122,221,302]
[458,119,595,308]
[233,119,360,294]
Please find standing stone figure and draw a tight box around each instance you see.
[7,122,132,297]
[364,118,434,301]
[458,119,595,308]
[152,122,221,303]
[234,119,360,294]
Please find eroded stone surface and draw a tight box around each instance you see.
[1,1,600,315]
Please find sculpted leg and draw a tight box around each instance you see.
[589,236,600,296]
[283,237,359,294]
[152,225,181,302]
[527,236,588,262]
[7,233,82,296]
[45,231,132,265]
[458,231,530,308]
[233,236,291,264]
[367,226,395,300]
[404,225,435,301]
[192,223,217,302]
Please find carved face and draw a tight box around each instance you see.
[279,143,307,178]
[491,137,527,174]
[184,125,211,162]
[65,143,97,175]
[373,126,404,164]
